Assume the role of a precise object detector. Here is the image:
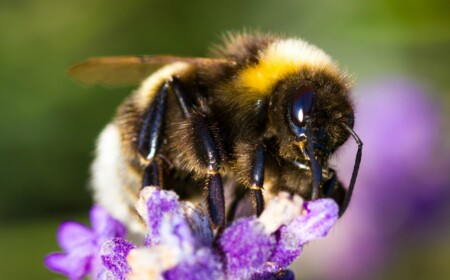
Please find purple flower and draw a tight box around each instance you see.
[45,205,127,280]
[295,78,450,280]
[100,238,136,280]
[220,217,276,279]
[266,199,338,273]
[118,187,337,279]
[46,184,339,280]
[162,248,223,280]
[136,187,182,246]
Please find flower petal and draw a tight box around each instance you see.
[136,187,181,246]
[127,210,200,280]
[163,248,224,280]
[219,217,275,279]
[44,253,71,276]
[57,221,95,251]
[265,225,302,272]
[90,205,127,244]
[97,269,116,280]
[265,198,338,273]
[44,247,93,280]
[101,238,136,280]
[160,213,196,254]
[291,198,339,245]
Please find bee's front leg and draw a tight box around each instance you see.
[137,82,169,188]
[137,77,195,189]
[142,160,162,188]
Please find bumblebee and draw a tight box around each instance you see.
[70,32,362,233]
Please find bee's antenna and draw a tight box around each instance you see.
[339,123,363,216]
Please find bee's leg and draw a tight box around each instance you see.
[234,142,266,217]
[249,143,265,216]
[169,76,193,118]
[193,112,225,228]
[207,172,226,228]
[168,77,226,227]
[172,110,226,228]
[142,159,163,189]
[137,98,155,159]
[137,82,170,189]
[138,82,169,162]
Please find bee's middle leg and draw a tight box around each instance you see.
[166,77,227,228]
[185,111,226,228]
[233,142,266,217]
[249,143,265,216]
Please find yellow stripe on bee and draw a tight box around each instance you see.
[237,39,338,94]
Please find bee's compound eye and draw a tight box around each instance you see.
[291,85,315,127]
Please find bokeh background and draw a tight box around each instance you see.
[1,0,449,279]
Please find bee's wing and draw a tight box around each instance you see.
[69,56,234,87]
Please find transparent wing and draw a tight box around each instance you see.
[69,56,234,87]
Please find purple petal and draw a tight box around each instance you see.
[265,225,303,272]
[141,188,181,246]
[97,269,116,280]
[291,199,339,245]
[45,247,94,280]
[44,253,71,276]
[219,217,275,279]
[101,238,136,280]
[163,248,224,280]
[160,214,196,251]
[57,221,95,251]
[265,199,338,272]
[90,205,127,245]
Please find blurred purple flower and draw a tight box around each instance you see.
[295,78,450,280]
[44,205,127,280]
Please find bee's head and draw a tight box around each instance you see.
[229,36,354,161]
[268,70,354,162]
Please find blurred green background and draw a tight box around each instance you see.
[1,0,449,279]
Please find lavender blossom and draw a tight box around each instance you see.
[44,206,127,280]
[99,187,338,280]
[136,187,182,246]
[100,238,136,280]
[46,182,340,280]
[219,217,276,279]
[126,188,224,280]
